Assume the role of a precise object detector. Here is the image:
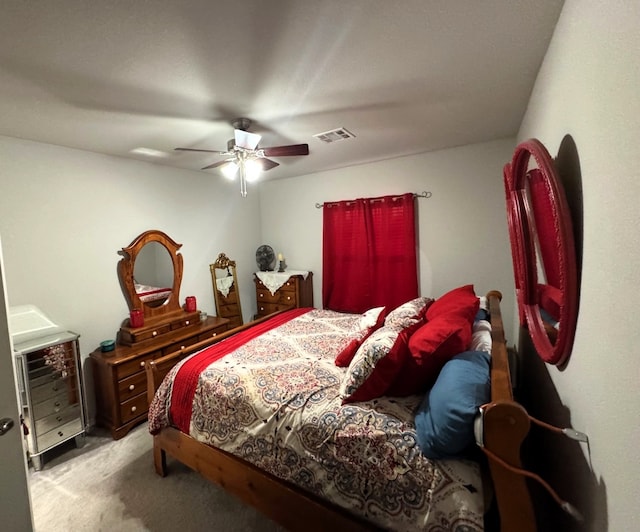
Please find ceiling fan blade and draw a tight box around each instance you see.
[262,144,309,157]
[201,159,234,170]
[260,158,280,171]
[235,129,262,150]
[175,147,228,154]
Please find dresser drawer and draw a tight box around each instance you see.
[30,375,71,404]
[128,324,172,343]
[162,335,200,355]
[279,279,298,292]
[36,418,83,451]
[34,404,81,435]
[120,393,148,425]
[118,371,147,402]
[32,391,74,421]
[257,302,295,317]
[116,351,162,380]
[198,329,223,342]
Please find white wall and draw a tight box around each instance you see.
[0,136,262,419]
[258,138,517,336]
[517,1,640,530]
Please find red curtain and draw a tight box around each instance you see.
[322,193,418,313]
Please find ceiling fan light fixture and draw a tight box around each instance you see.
[220,161,238,180]
[244,159,262,182]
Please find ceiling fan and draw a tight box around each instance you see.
[175,118,309,197]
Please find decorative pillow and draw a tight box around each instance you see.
[425,285,479,324]
[340,320,423,403]
[335,307,386,367]
[414,350,491,459]
[387,314,473,396]
[385,297,433,329]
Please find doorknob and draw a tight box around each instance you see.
[0,417,15,435]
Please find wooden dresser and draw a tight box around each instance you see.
[91,313,229,439]
[254,272,313,319]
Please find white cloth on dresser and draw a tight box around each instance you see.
[255,270,309,295]
[216,276,234,297]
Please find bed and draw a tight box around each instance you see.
[134,281,173,303]
[146,289,536,531]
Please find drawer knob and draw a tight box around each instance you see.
[185,320,190,325]
[140,361,145,368]
[180,345,185,350]
[212,333,217,337]
[260,307,264,311]
[259,293,263,298]
[131,406,137,413]
[129,384,135,391]
[56,415,62,422]
[287,296,291,301]
[152,331,158,337]
[58,431,64,437]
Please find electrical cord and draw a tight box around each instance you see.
[477,407,588,522]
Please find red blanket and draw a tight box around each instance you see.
[170,308,312,433]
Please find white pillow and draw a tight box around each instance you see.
[354,306,385,331]
[470,319,492,354]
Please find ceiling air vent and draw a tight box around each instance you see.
[313,127,355,143]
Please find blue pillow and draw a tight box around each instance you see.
[414,350,490,459]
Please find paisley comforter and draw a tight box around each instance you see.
[148,308,484,531]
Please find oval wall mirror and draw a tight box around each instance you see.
[504,139,578,366]
[118,230,184,319]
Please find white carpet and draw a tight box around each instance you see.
[29,424,285,532]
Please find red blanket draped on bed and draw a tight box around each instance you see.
[170,308,312,433]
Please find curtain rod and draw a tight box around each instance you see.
[315,191,432,209]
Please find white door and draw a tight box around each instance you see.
[0,238,34,531]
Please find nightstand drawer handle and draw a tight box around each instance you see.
[131,406,137,413]
[287,296,291,301]
[212,333,217,337]
[56,415,62,422]
[140,361,145,368]
[58,431,64,437]
[152,331,158,337]
[185,320,190,325]
[129,384,135,391]
[259,293,263,297]
[180,345,185,350]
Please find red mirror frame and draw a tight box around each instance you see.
[504,139,578,366]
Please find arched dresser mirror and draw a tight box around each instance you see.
[210,253,243,329]
[118,230,184,319]
[504,139,579,366]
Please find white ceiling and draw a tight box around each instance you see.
[0,0,564,181]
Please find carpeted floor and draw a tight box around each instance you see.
[28,424,285,532]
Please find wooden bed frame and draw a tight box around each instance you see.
[145,291,536,531]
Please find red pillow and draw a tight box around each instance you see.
[387,314,473,396]
[425,284,479,324]
[340,320,423,403]
[335,308,386,367]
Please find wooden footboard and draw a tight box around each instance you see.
[146,293,536,532]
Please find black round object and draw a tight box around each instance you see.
[256,245,276,271]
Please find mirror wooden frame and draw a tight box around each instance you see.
[504,139,578,366]
[210,253,243,329]
[118,230,183,319]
